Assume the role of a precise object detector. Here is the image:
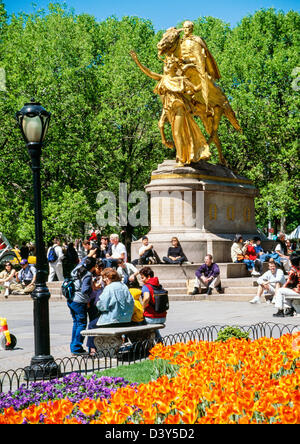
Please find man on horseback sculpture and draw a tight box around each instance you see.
[131,20,242,166]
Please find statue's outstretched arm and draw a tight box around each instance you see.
[130,51,162,81]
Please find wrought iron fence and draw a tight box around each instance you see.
[0,322,299,393]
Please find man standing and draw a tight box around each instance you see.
[47,237,64,282]
[249,259,285,304]
[273,254,300,317]
[192,254,223,295]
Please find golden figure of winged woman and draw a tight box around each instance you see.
[130,50,211,165]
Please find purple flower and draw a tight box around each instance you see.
[0,373,136,413]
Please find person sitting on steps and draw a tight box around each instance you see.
[132,236,156,266]
[272,253,300,317]
[192,254,223,295]
[162,237,188,265]
[231,234,260,276]
[249,258,285,304]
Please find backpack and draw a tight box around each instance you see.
[146,283,169,313]
[61,277,77,301]
[48,246,58,263]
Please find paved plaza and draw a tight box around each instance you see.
[0,299,299,372]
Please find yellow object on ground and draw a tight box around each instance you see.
[0,317,11,346]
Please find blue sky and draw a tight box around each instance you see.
[3,0,299,30]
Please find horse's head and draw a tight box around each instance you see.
[157,27,182,57]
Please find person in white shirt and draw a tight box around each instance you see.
[47,238,65,282]
[117,258,140,287]
[274,232,290,273]
[107,234,127,264]
[249,259,285,304]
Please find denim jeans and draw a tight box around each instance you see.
[67,300,87,353]
[163,256,186,264]
[144,316,166,342]
[235,259,254,271]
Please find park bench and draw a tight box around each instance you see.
[285,294,300,317]
[81,323,165,357]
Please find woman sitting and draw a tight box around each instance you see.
[245,238,262,275]
[231,234,260,276]
[275,233,291,273]
[87,268,134,356]
[0,262,17,298]
[163,237,187,265]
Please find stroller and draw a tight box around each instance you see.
[0,233,12,258]
[0,233,23,266]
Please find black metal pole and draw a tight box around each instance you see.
[25,142,60,380]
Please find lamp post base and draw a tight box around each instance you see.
[25,282,61,381]
[24,355,61,381]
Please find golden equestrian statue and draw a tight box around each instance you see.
[131,20,242,166]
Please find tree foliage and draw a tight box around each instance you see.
[0,3,299,244]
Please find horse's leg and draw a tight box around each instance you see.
[158,109,174,149]
[208,107,227,166]
[213,133,227,167]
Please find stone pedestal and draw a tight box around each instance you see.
[131,160,272,263]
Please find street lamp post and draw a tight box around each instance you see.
[16,99,60,379]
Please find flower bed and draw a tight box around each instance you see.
[0,374,136,424]
[0,333,299,424]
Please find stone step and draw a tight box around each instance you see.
[138,263,268,280]
[160,277,258,288]
[169,294,261,302]
[166,285,257,296]
[47,282,63,288]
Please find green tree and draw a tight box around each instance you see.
[0,5,298,245]
[217,9,300,232]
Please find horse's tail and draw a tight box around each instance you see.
[223,102,242,132]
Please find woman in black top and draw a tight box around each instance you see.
[163,237,187,264]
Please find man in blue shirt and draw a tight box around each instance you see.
[192,254,223,295]
[10,259,36,294]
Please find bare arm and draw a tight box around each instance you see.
[130,51,162,81]
[142,291,151,309]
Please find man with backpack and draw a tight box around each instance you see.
[66,257,97,355]
[47,237,64,282]
[139,266,168,342]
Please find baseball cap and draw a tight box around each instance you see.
[20,259,28,265]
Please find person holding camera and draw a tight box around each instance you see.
[67,257,96,355]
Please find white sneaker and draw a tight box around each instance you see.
[251,270,260,276]
[4,289,9,298]
[249,297,261,304]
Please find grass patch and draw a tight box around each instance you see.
[96,359,155,384]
